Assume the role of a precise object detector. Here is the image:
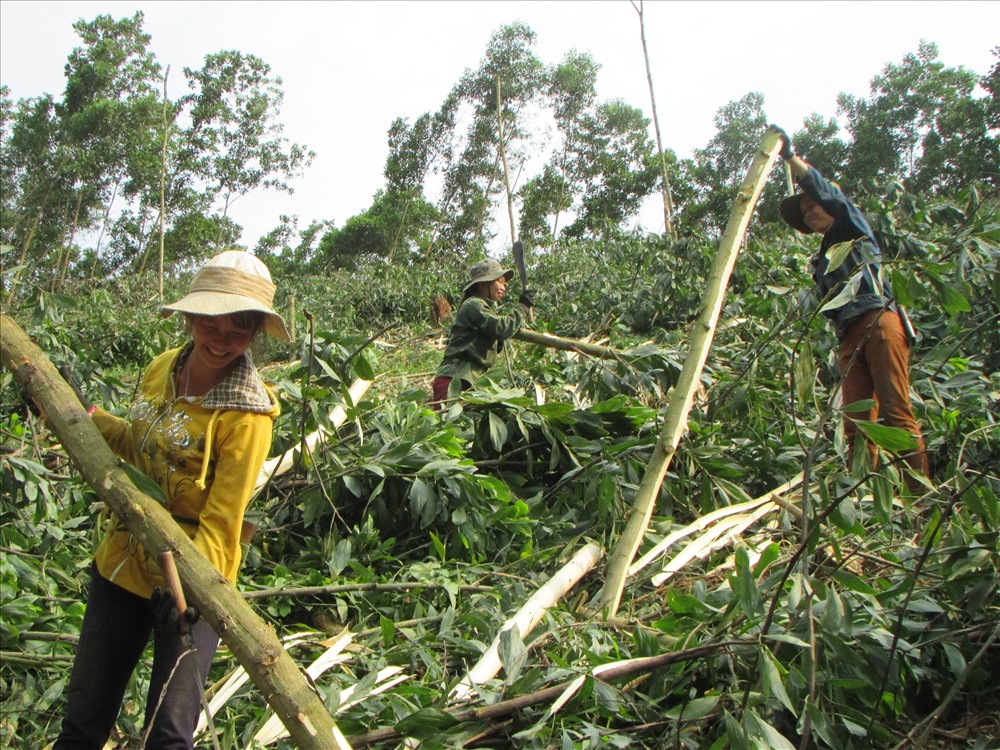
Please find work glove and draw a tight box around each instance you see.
[769,124,794,160]
[518,288,535,308]
[58,365,94,414]
[151,587,200,637]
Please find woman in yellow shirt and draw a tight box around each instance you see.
[54,250,289,749]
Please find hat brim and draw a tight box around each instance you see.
[162,292,291,341]
[463,268,514,293]
[780,194,815,235]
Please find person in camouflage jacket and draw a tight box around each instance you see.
[431,257,534,409]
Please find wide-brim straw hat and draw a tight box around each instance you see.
[779,193,815,235]
[161,250,291,341]
[463,258,514,294]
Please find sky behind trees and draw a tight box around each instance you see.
[1,0,997,249]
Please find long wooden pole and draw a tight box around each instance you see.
[591,128,783,616]
[512,328,620,359]
[0,315,350,750]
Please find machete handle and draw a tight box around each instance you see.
[158,550,188,614]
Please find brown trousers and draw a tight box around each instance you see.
[838,309,929,491]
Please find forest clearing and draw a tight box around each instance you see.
[2,10,998,750]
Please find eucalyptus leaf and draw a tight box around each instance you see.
[853,421,918,452]
[118,460,169,505]
[824,240,856,274]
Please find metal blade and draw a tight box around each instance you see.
[512,240,528,287]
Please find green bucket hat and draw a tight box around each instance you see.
[462,258,514,294]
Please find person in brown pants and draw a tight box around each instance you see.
[772,125,930,493]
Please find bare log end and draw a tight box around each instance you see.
[297,712,318,737]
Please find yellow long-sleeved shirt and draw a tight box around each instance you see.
[91,345,279,598]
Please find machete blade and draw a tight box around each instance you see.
[512,240,528,287]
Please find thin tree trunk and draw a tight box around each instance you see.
[88,179,120,283]
[6,211,43,305]
[496,76,518,246]
[450,542,603,701]
[159,66,171,301]
[56,191,84,292]
[49,201,73,293]
[1,315,350,750]
[631,0,674,239]
[592,128,783,616]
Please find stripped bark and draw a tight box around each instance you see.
[253,377,371,496]
[592,128,784,616]
[1,314,350,750]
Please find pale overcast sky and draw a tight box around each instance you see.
[2,0,997,251]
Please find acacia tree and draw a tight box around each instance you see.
[177,50,315,259]
[0,91,66,302]
[560,99,660,239]
[57,13,163,283]
[0,13,163,293]
[517,50,598,248]
[374,26,662,257]
[434,22,548,255]
[839,40,999,193]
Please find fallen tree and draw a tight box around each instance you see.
[0,314,351,750]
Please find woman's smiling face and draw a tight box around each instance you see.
[485,275,507,302]
[189,314,255,375]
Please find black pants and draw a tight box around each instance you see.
[53,562,219,749]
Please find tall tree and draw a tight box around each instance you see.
[179,50,315,253]
[0,92,67,301]
[838,40,998,192]
[58,12,162,282]
[681,92,768,236]
[437,22,548,255]
[561,100,659,239]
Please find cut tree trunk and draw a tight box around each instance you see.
[0,314,351,750]
[592,128,784,617]
[513,328,620,359]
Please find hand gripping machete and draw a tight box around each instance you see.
[512,240,534,324]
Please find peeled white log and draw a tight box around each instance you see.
[592,128,785,617]
[254,378,372,495]
[629,473,804,577]
[649,501,778,587]
[450,542,604,702]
